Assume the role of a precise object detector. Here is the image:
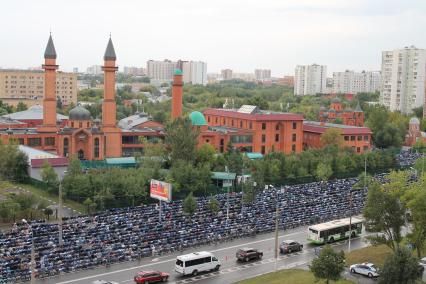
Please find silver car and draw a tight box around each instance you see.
[350,262,379,278]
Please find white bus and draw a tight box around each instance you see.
[175,251,220,276]
[308,216,363,245]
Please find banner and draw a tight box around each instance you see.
[150,179,172,202]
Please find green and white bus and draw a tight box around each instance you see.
[307,216,363,244]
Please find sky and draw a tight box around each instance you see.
[1,0,426,76]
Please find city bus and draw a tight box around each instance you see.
[307,216,363,244]
[175,251,220,276]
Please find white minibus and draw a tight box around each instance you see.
[175,251,220,276]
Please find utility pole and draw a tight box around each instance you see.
[225,166,230,221]
[58,179,63,247]
[348,191,353,253]
[364,153,367,188]
[30,228,35,284]
[274,202,279,272]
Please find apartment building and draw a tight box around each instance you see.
[146,60,177,83]
[255,69,272,81]
[380,46,426,114]
[332,70,381,94]
[221,69,233,80]
[294,64,327,95]
[0,69,77,107]
[180,61,207,85]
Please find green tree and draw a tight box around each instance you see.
[16,102,28,111]
[208,196,220,214]
[363,181,405,252]
[40,160,59,193]
[310,245,345,284]
[316,162,333,181]
[195,143,216,166]
[379,248,422,284]
[83,197,96,215]
[183,192,197,215]
[375,123,403,148]
[242,181,257,204]
[165,117,199,165]
[44,207,53,220]
[320,128,344,148]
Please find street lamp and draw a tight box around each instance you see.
[58,170,67,247]
[348,190,353,253]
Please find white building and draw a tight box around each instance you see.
[181,61,207,85]
[333,70,381,94]
[86,65,103,75]
[146,60,177,83]
[122,66,146,76]
[294,64,327,95]
[254,69,272,81]
[232,72,256,82]
[380,46,426,114]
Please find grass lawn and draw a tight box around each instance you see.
[234,269,355,284]
[0,181,86,214]
[346,244,393,268]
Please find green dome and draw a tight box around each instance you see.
[189,111,207,126]
[174,69,183,75]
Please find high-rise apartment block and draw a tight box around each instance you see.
[255,69,271,81]
[221,69,233,80]
[294,64,327,95]
[380,46,426,114]
[146,60,176,83]
[0,69,77,107]
[86,65,103,75]
[122,66,146,76]
[333,70,381,94]
[180,61,207,85]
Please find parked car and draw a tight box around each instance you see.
[279,240,303,254]
[419,257,426,267]
[350,263,379,278]
[236,248,263,262]
[134,270,169,284]
[417,260,425,276]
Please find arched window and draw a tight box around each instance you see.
[94,138,100,158]
[63,138,69,157]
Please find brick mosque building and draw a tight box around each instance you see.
[319,97,364,127]
[0,35,163,160]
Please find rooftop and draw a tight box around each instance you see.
[2,105,68,121]
[303,121,372,135]
[204,106,303,121]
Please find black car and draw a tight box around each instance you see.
[236,248,263,262]
[280,240,303,254]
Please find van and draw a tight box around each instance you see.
[175,251,220,276]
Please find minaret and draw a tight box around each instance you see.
[101,37,121,157]
[171,69,183,120]
[38,34,58,132]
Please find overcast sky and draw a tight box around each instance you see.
[1,0,425,76]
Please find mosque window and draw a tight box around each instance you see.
[94,138,100,158]
[63,138,69,157]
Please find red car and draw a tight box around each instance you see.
[134,270,169,284]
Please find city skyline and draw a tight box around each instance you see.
[1,0,425,76]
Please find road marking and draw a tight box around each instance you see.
[55,229,306,284]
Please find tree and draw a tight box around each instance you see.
[165,117,199,165]
[56,96,63,109]
[363,181,405,252]
[375,123,403,148]
[208,196,220,214]
[183,192,197,215]
[320,128,344,148]
[379,248,422,284]
[310,245,345,284]
[316,162,333,181]
[402,173,426,258]
[40,160,59,193]
[353,172,373,189]
[195,143,216,166]
[242,181,257,204]
[83,197,96,215]
[16,102,28,111]
[44,207,53,220]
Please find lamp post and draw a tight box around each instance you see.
[225,166,230,221]
[58,170,67,247]
[30,224,35,284]
[348,191,353,253]
[274,185,281,272]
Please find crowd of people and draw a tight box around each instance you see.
[0,151,421,283]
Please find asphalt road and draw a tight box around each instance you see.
[37,225,375,284]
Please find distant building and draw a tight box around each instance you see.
[72,67,79,73]
[146,60,176,83]
[380,46,426,114]
[255,69,271,81]
[122,66,146,76]
[180,61,207,85]
[294,64,327,95]
[86,65,103,75]
[405,117,426,146]
[207,73,220,84]
[303,121,372,154]
[0,69,77,107]
[277,76,294,87]
[232,73,256,82]
[1,105,68,128]
[221,69,233,80]
[333,70,381,94]
[319,97,365,127]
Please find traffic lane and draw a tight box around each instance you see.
[42,227,308,284]
[173,236,369,284]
